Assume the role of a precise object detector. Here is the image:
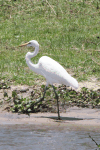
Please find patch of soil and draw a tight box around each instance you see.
[0,78,100,114]
[0,79,100,128]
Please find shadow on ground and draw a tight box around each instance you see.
[35,116,83,121]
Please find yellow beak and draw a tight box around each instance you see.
[19,42,29,47]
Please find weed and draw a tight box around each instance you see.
[1,84,99,114]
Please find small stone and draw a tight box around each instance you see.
[20,88,29,93]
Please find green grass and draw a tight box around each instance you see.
[0,0,100,85]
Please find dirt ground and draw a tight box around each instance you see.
[0,79,100,131]
[0,106,100,132]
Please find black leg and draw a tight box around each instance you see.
[52,85,60,120]
[34,86,47,105]
[42,86,48,99]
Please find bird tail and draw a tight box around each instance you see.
[65,76,78,89]
[70,77,78,89]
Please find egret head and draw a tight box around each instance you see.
[19,40,39,48]
[27,40,39,47]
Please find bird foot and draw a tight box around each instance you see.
[57,116,61,120]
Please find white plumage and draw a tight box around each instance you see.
[36,56,78,89]
[20,40,78,119]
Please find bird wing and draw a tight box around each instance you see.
[38,56,78,89]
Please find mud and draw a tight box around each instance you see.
[0,106,100,132]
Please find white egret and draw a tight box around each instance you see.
[20,40,78,119]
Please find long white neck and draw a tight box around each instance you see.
[25,46,40,73]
